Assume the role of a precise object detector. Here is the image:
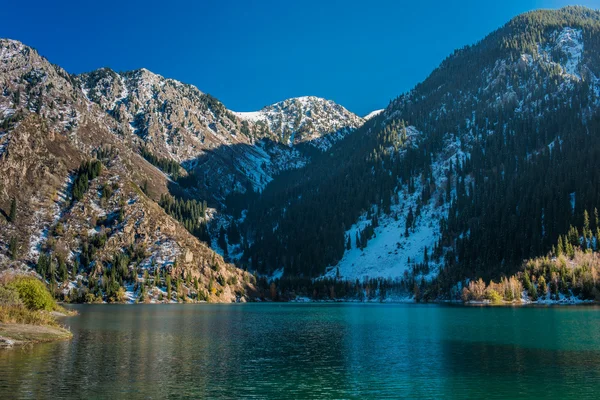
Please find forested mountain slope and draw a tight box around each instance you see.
[239,6,600,298]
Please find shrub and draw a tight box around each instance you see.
[227,276,238,286]
[485,289,503,304]
[9,277,57,311]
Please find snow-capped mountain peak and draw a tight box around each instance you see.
[233,96,364,150]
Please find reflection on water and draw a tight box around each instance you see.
[1,304,600,398]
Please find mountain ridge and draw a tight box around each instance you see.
[74,63,366,201]
[4,6,600,303]
[238,6,600,301]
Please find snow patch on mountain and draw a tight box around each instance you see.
[233,111,265,123]
[324,130,468,281]
[555,27,583,77]
[364,109,384,120]
[234,140,307,192]
[539,27,583,80]
[0,131,8,156]
[0,39,25,62]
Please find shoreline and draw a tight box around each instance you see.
[0,323,72,348]
[62,297,600,306]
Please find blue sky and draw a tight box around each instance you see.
[2,0,600,116]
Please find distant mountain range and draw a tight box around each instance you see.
[0,37,370,302]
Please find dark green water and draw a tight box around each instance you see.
[1,304,600,399]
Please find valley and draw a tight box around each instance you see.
[2,6,600,306]
[7,3,600,399]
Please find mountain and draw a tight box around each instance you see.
[234,96,364,151]
[239,6,600,300]
[77,70,364,199]
[0,39,256,302]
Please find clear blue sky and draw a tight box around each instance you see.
[2,0,600,116]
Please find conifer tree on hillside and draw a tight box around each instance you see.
[9,236,18,260]
[9,197,16,223]
[218,226,228,256]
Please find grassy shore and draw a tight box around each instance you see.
[0,274,74,348]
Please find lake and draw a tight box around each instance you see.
[1,303,600,399]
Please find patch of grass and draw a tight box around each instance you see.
[0,305,59,327]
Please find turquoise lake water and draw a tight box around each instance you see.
[1,303,600,399]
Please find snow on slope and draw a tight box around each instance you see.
[234,96,364,151]
[555,27,583,78]
[233,111,264,123]
[324,130,468,281]
[538,27,583,79]
[364,109,384,120]
[28,175,75,259]
[233,139,307,192]
[0,131,8,156]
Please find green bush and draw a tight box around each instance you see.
[9,277,57,311]
[227,276,238,286]
[485,289,503,305]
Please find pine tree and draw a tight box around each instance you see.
[405,207,414,237]
[176,278,182,302]
[166,275,172,302]
[538,276,547,299]
[584,210,591,242]
[154,268,160,288]
[228,221,241,245]
[139,282,146,301]
[556,236,564,256]
[218,226,228,255]
[56,255,67,282]
[9,197,16,223]
[37,253,49,278]
[72,259,79,278]
[8,237,18,260]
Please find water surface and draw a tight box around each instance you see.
[1,303,600,399]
